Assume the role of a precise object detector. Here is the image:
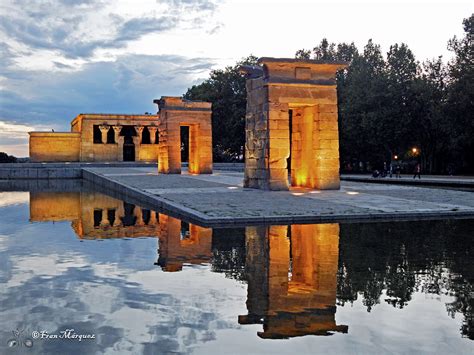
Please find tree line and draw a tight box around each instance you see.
[185,15,472,174]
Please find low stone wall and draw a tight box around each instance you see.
[213,163,244,171]
[0,166,82,179]
[0,162,242,180]
[0,162,158,179]
[29,132,81,162]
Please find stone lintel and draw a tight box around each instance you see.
[240,57,348,84]
[157,106,212,112]
[70,114,159,129]
[258,57,348,66]
[29,132,81,137]
[264,78,337,86]
[154,96,212,112]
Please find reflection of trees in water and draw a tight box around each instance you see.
[337,219,473,339]
[211,228,247,281]
[204,220,472,339]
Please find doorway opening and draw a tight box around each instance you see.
[121,126,136,161]
[289,106,315,187]
[180,126,189,164]
[287,109,293,181]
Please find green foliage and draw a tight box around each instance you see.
[298,16,473,173]
[0,152,17,163]
[183,16,473,172]
[446,14,474,172]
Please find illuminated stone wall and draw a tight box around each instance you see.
[29,191,212,269]
[29,132,81,162]
[73,114,160,162]
[30,192,81,221]
[242,58,347,190]
[157,214,212,272]
[239,223,348,338]
[29,114,160,162]
[75,192,160,239]
[155,97,213,174]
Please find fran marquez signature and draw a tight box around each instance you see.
[7,327,96,348]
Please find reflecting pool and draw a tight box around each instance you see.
[0,186,472,354]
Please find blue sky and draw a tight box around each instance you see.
[0,0,472,156]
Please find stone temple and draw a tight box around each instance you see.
[29,96,213,174]
[29,57,346,187]
[241,58,347,190]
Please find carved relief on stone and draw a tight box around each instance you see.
[99,125,110,144]
[148,126,158,144]
[112,125,122,142]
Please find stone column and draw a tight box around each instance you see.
[135,126,144,144]
[135,206,144,226]
[112,125,122,143]
[148,126,158,144]
[117,136,124,161]
[149,211,157,225]
[100,209,110,227]
[99,125,110,144]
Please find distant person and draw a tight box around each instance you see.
[447,164,454,176]
[395,164,401,178]
[413,163,421,179]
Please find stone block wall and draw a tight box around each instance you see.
[29,132,81,162]
[155,97,212,174]
[157,214,212,272]
[30,192,81,221]
[239,223,347,338]
[76,114,159,162]
[243,58,347,190]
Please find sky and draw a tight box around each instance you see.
[0,0,472,157]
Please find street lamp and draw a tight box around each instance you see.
[394,155,398,160]
[412,147,418,154]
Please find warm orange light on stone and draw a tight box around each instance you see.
[154,97,213,175]
[29,114,161,162]
[29,192,81,221]
[29,190,214,272]
[241,58,347,191]
[29,132,81,162]
[239,223,348,338]
[157,214,212,272]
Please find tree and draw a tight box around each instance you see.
[0,152,17,163]
[446,14,474,173]
[411,57,449,173]
[184,55,258,161]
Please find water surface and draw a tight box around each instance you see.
[0,187,472,354]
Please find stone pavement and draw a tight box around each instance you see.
[342,174,474,188]
[83,167,474,226]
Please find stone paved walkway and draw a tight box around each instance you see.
[84,167,474,225]
[342,174,474,188]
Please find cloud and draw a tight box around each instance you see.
[0,0,219,61]
[0,0,221,156]
[0,121,53,157]
[161,0,218,12]
[0,53,214,155]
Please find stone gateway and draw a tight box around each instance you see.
[241,58,347,190]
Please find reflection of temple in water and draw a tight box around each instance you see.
[239,224,348,339]
[29,191,347,338]
[29,191,212,271]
